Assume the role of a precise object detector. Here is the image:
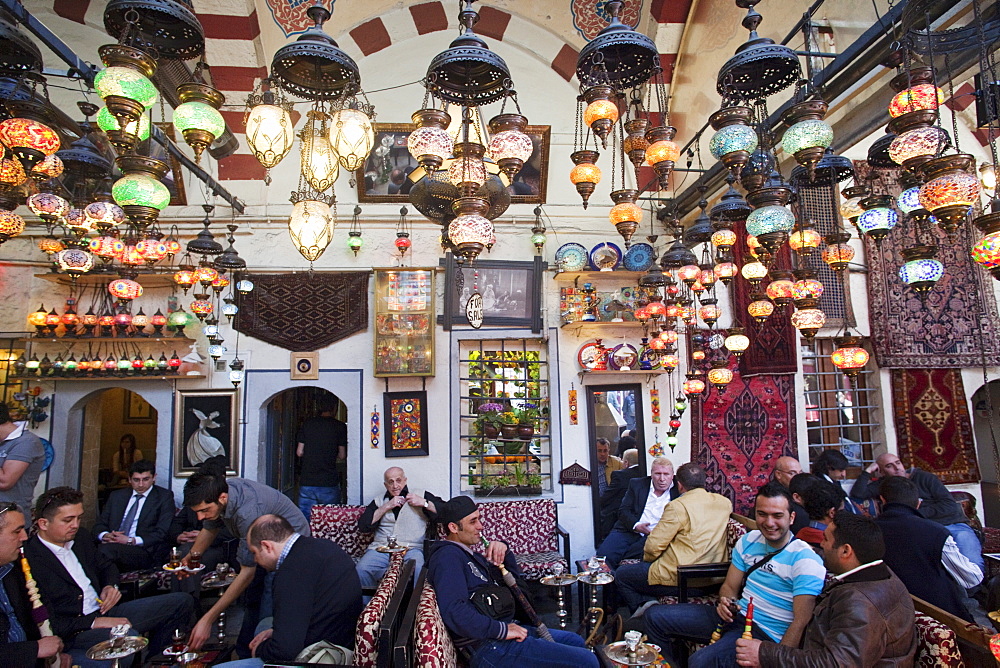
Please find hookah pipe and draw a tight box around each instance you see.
[20,549,57,666]
[481,537,555,642]
[709,596,754,644]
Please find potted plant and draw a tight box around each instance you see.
[499,410,519,439]
[475,402,504,438]
[515,403,539,440]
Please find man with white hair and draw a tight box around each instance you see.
[596,456,678,568]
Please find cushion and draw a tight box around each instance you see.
[354,551,405,668]
[514,551,569,581]
[478,499,559,555]
[414,582,460,668]
[913,612,965,668]
[726,518,747,552]
[310,504,374,560]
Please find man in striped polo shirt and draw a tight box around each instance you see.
[642,482,826,668]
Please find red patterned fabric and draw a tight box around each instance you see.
[355,551,405,668]
[891,369,981,484]
[914,613,965,668]
[309,504,374,560]
[414,582,460,668]
[692,375,798,514]
[477,499,568,580]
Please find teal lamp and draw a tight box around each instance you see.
[781,99,833,182]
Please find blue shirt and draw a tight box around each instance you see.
[277,533,301,570]
[731,530,826,642]
[0,563,27,643]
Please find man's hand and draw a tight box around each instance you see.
[100,532,116,543]
[188,616,215,651]
[92,617,130,629]
[504,623,528,641]
[735,638,762,667]
[249,628,273,656]
[36,635,63,658]
[98,585,121,613]
[484,540,507,566]
[58,653,72,668]
[634,522,652,535]
[178,530,200,543]
[865,461,880,476]
[716,596,736,623]
[382,495,405,512]
[405,493,427,508]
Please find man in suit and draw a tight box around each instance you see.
[0,501,70,668]
[92,459,174,571]
[22,487,194,659]
[615,463,734,611]
[598,448,642,542]
[596,456,678,568]
[215,514,362,666]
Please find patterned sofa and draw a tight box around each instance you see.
[310,504,374,561]
[914,612,965,667]
[355,551,413,668]
[476,498,570,580]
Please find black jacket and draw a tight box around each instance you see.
[256,536,362,663]
[599,466,645,538]
[614,476,680,532]
[92,484,175,562]
[23,528,120,639]
[0,563,44,668]
[851,469,968,526]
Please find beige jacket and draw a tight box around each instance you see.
[603,455,625,484]
[643,487,733,587]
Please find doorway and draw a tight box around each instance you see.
[972,380,1000,526]
[585,384,646,547]
[264,387,346,502]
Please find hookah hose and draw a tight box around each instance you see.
[481,537,555,642]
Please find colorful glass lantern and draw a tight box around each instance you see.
[788,226,822,255]
[781,99,834,180]
[408,109,453,173]
[0,118,61,171]
[678,264,701,285]
[174,82,226,163]
[682,373,706,397]
[167,352,182,370]
[112,155,171,229]
[236,279,255,293]
[659,329,679,346]
[899,245,945,295]
[167,309,189,337]
[301,110,339,193]
[27,192,70,223]
[94,59,157,109]
[38,236,63,255]
[54,246,95,279]
[856,196,899,243]
[791,301,826,339]
[830,335,870,381]
[329,107,375,172]
[84,200,126,229]
[698,266,716,288]
[347,230,364,254]
[714,261,737,286]
[765,274,795,307]
[0,210,25,243]
[660,354,679,371]
[448,198,494,262]
[746,235,763,258]
[222,300,239,320]
[31,154,63,181]
[190,294,214,320]
[288,198,334,263]
[741,260,769,287]
[173,265,196,293]
[569,149,601,209]
[648,337,665,353]
[448,142,488,192]
[645,126,680,191]
[707,361,734,393]
[698,301,722,327]
[120,243,144,266]
[96,106,151,150]
[822,232,855,271]
[212,275,231,293]
[889,84,944,118]
[645,299,667,321]
[27,305,48,333]
[609,189,642,246]
[747,293,774,324]
[488,114,533,180]
[889,126,949,170]
[708,106,758,178]
[972,228,1000,279]
[95,44,157,150]
[623,118,650,174]
[746,205,795,238]
[64,208,90,232]
[918,154,980,233]
[724,328,751,357]
[136,237,168,264]
[195,265,219,287]
[0,155,26,187]
[896,186,924,215]
[839,187,867,223]
[582,85,618,148]
[229,358,245,388]
[792,272,824,302]
[633,305,651,323]
[711,229,737,251]
[108,278,143,303]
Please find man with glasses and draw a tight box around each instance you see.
[0,402,45,518]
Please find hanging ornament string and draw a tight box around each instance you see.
[649,426,664,457]
[568,383,578,425]
[370,405,380,448]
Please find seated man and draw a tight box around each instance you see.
[597,456,678,568]
[427,496,597,668]
[593,438,623,498]
[216,515,362,667]
[852,452,982,572]
[643,483,826,668]
[875,476,981,622]
[771,456,809,535]
[92,459,174,571]
[615,463,733,612]
[735,511,917,667]
[356,466,442,589]
[790,475,843,551]
[168,505,235,572]
[598,448,642,542]
[23,487,194,660]
[810,450,874,516]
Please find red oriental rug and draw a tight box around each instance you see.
[891,368,980,484]
[692,369,797,514]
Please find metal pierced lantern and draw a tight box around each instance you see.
[245,99,294,176]
[487,114,532,180]
[301,111,339,193]
[575,0,660,91]
[0,118,61,171]
[609,189,642,246]
[408,109,453,173]
[329,107,375,171]
[103,0,205,60]
[288,198,334,262]
[790,149,855,188]
[724,328,751,357]
[830,336,870,381]
[569,150,601,209]
[270,3,360,101]
[716,4,800,102]
[709,106,758,178]
[108,278,143,303]
[918,154,980,233]
[711,180,753,222]
[899,245,945,295]
[0,210,25,243]
[174,82,226,163]
[791,303,826,339]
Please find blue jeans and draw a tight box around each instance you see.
[644,602,773,668]
[298,485,341,519]
[216,619,272,667]
[356,547,424,589]
[596,528,644,569]
[947,522,985,578]
[470,627,598,668]
[614,561,680,612]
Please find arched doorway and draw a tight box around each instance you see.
[972,380,1000,525]
[263,387,346,505]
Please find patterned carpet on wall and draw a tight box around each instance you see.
[692,371,797,514]
[234,272,369,351]
[857,162,1000,368]
[891,368,981,484]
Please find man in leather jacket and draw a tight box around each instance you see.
[735,511,916,667]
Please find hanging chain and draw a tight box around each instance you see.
[943,53,961,153]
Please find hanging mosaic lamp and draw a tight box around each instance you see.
[822,231,855,272]
[765,270,795,308]
[747,293,774,324]
[0,154,26,188]
[711,227,737,253]
[108,277,143,304]
[190,293,214,320]
[839,185,869,229]
[745,180,795,256]
[136,236,168,265]
[724,327,750,357]
[709,106,758,179]
[887,67,942,123]
[899,245,944,296]
[569,149,601,209]
[792,269,824,304]
[301,110,339,193]
[645,125,680,191]
[448,142,488,192]
[96,106,150,152]
[0,118,61,171]
[707,360,734,393]
[714,260,737,286]
[173,261,196,294]
[623,118,650,176]
[38,235,63,255]
[244,78,295,184]
[448,197,495,263]
[95,43,157,148]
[682,372,706,397]
[582,86,618,149]
[918,153,980,234]
[112,155,171,229]
[329,106,375,172]
[788,221,822,256]
[54,244,95,280]
[790,300,826,339]
[84,199,127,230]
[0,209,25,244]
[609,189,642,247]
[408,109,454,173]
[229,358,245,388]
[27,192,70,224]
[781,99,833,181]
[31,154,63,181]
[698,299,722,328]
[174,81,226,163]
[856,195,898,244]
[487,114,532,181]
[288,197,335,263]
[741,258,769,289]
[888,125,949,171]
[90,234,124,262]
[830,335,870,382]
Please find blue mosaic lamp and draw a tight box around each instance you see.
[709,106,758,178]
[781,99,833,181]
[856,195,898,243]
[898,245,944,296]
[746,205,795,237]
[896,186,922,214]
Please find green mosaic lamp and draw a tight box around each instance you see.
[96,106,150,153]
[174,82,226,163]
[112,155,171,229]
[95,44,158,151]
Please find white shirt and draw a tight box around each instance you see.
[2,421,26,441]
[39,537,101,615]
[834,559,884,581]
[635,483,673,530]
[97,492,146,545]
[941,536,983,588]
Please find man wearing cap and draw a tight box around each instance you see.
[427,496,598,668]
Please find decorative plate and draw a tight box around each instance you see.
[608,343,639,370]
[554,242,589,272]
[590,242,622,271]
[622,243,655,271]
[577,341,602,370]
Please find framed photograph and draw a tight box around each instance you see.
[291,351,320,380]
[356,123,550,204]
[122,389,154,424]
[173,389,239,476]
[383,391,429,457]
[441,256,545,331]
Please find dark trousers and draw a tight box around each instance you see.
[97,542,153,572]
[596,528,644,569]
[65,592,195,659]
[614,562,681,612]
[644,602,773,668]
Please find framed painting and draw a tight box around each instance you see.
[383,390,430,457]
[173,389,239,476]
[122,389,155,424]
[441,256,545,331]
[356,123,550,204]
[373,268,436,377]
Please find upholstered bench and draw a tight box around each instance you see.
[355,551,413,668]
[411,579,461,668]
[476,498,570,580]
[913,612,964,667]
[310,504,374,561]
